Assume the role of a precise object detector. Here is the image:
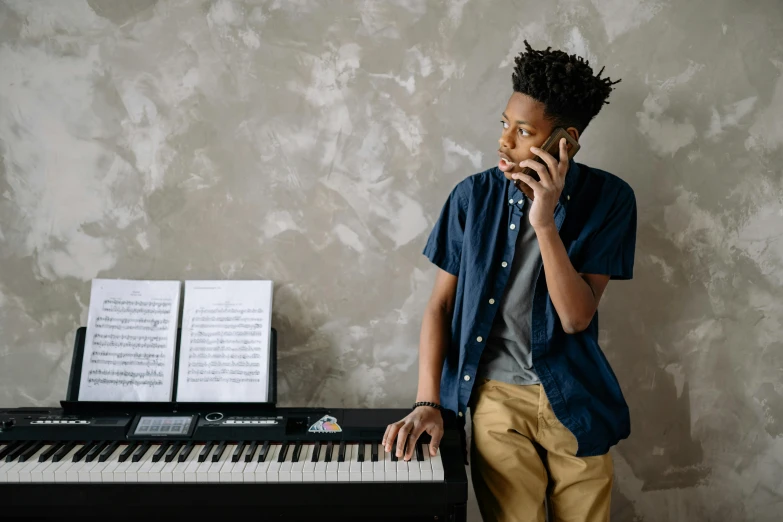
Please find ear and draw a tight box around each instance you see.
[566,127,580,143]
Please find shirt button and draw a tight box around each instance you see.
[476,336,483,342]
[489,298,495,304]
[510,224,516,230]
[501,261,508,268]
[458,411,463,417]
[464,375,471,381]
[509,198,514,204]
[518,199,523,204]
[567,195,571,200]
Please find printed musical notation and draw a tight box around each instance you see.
[176,280,273,402]
[78,279,181,402]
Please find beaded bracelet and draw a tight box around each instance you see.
[412,401,444,411]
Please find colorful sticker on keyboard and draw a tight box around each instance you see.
[308,415,342,433]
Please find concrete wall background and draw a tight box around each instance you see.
[1,0,781,520]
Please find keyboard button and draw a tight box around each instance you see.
[178,442,194,463]
[349,444,363,482]
[39,443,62,463]
[118,442,137,463]
[257,441,271,463]
[232,442,246,463]
[72,442,94,463]
[384,445,397,482]
[0,442,19,460]
[18,441,45,463]
[132,442,151,463]
[99,441,120,462]
[313,442,328,482]
[152,442,170,463]
[337,441,346,463]
[291,444,308,482]
[211,441,227,463]
[431,447,444,481]
[165,441,182,463]
[244,442,259,463]
[198,441,214,463]
[371,442,378,462]
[84,441,107,463]
[6,441,33,462]
[52,442,76,463]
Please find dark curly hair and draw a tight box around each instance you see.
[512,40,621,133]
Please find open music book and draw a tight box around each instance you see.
[77,278,273,403]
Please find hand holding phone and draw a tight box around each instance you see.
[516,127,580,184]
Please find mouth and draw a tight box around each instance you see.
[498,151,516,172]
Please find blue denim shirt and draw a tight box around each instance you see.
[423,160,637,457]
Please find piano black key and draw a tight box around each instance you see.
[152,442,169,463]
[244,442,259,463]
[39,442,62,463]
[257,441,270,463]
[18,441,45,463]
[118,442,137,463]
[178,442,194,462]
[391,437,399,462]
[0,441,21,460]
[358,442,365,463]
[165,441,183,463]
[291,442,302,463]
[52,442,76,463]
[132,441,151,463]
[325,441,333,463]
[311,442,321,463]
[232,442,246,463]
[371,442,378,462]
[337,441,346,463]
[415,442,424,462]
[198,442,214,463]
[6,441,33,462]
[277,443,290,463]
[85,441,107,463]
[72,441,94,463]
[99,441,119,463]
[211,441,227,462]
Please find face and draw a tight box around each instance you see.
[497,92,579,195]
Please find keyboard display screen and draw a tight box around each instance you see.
[134,416,193,436]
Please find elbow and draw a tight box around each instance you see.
[561,313,593,335]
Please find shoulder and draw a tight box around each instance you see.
[577,163,636,208]
[450,166,506,202]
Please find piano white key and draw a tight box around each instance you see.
[325,445,339,482]
[217,445,237,483]
[77,456,103,483]
[420,447,433,481]
[18,446,51,482]
[267,444,286,483]
[337,444,352,482]
[290,444,309,482]
[361,445,374,482]
[184,448,203,483]
[41,449,74,483]
[173,449,199,483]
[278,444,295,483]
[302,445,317,482]
[66,450,89,483]
[102,446,130,483]
[431,447,444,481]
[396,450,409,482]
[137,447,159,482]
[373,448,385,482]
[89,452,118,483]
[0,456,19,482]
[313,444,327,482]
[3,455,31,483]
[241,453,260,484]
[254,444,280,483]
[229,453,248,483]
[349,444,363,482]
[383,447,397,482]
[195,446,215,483]
[409,453,422,482]
[125,450,154,483]
[53,446,83,483]
[146,452,169,483]
[159,455,179,483]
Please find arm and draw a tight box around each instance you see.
[536,224,609,333]
[416,268,458,403]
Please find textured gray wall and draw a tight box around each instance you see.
[1,0,781,520]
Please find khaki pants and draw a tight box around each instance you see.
[469,379,613,522]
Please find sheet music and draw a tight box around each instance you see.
[78,279,181,402]
[176,280,273,402]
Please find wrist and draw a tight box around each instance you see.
[533,220,557,235]
[412,401,443,411]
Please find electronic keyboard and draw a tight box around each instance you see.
[0,406,468,521]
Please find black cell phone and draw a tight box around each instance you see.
[517,127,580,183]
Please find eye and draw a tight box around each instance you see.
[519,128,530,137]
[501,120,508,129]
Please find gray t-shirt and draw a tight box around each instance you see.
[476,206,542,385]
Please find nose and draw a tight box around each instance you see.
[499,128,513,150]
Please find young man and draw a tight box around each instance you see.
[383,41,636,522]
